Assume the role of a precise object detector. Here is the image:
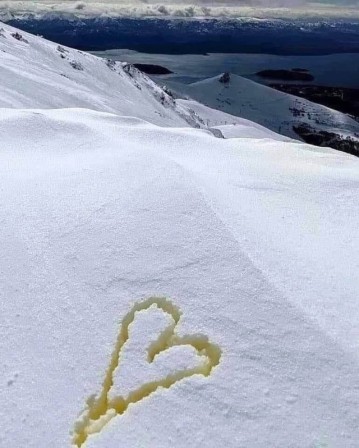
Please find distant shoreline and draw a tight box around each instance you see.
[5,17,359,56]
[92,50,359,90]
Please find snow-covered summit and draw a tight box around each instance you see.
[1,22,359,448]
[166,72,359,150]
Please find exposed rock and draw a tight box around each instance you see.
[219,72,230,84]
[294,123,359,157]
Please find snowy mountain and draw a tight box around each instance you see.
[0,22,289,141]
[1,22,359,448]
[1,22,292,142]
[0,23,199,127]
[166,73,359,153]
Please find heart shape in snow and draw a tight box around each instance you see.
[72,297,221,447]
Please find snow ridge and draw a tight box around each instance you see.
[0,22,202,128]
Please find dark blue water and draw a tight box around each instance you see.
[6,17,359,55]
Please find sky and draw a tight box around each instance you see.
[0,0,358,19]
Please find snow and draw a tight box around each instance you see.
[1,106,359,448]
[166,74,359,141]
[109,304,205,400]
[1,21,359,448]
[0,23,197,128]
[179,99,292,141]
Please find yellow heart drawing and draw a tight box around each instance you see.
[72,297,222,447]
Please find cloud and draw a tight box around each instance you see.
[1,0,359,20]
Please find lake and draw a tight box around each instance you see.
[92,50,359,89]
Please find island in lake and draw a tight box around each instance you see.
[257,69,314,82]
[133,63,173,75]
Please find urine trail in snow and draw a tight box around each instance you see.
[72,297,222,447]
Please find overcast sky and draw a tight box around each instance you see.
[1,0,358,19]
[2,0,358,5]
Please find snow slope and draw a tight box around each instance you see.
[1,107,359,448]
[0,22,292,142]
[166,73,359,141]
[0,23,199,127]
[1,22,359,448]
[179,99,293,141]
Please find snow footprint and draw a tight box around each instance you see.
[72,297,221,447]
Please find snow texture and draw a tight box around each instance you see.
[1,21,359,448]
